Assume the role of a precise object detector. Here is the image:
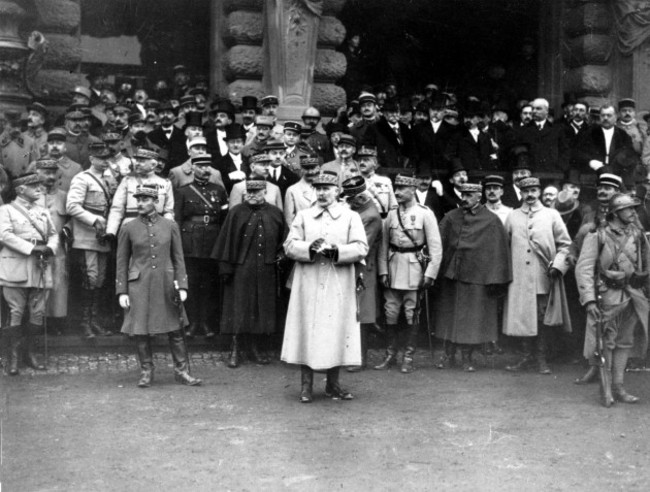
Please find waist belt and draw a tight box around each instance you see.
[389,244,422,253]
[26,239,47,246]
[83,205,107,216]
[185,215,219,224]
[601,276,628,290]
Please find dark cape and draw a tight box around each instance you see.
[434,205,512,344]
[211,202,286,334]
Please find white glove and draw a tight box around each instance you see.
[228,170,246,181]
[119,294,130,309]
[179,289,188,302]
[589,160,604,171]
[431,180,443,196]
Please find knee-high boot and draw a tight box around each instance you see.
[90,290,110,336]
[3,326,22,376]
[612,348,639,403]
[168,330,202,386]
[401,323,419,374]
[536,326,551,375]
[135,335,154,388]
[300,365,314,403]
[374,324,398,370]
[325,366,354,400]
[505,337,534,372]
[24,323,46,371]
[79,289,94,339]
[227,335,240,368]
[348,323,368,372]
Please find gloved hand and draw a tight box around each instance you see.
[431,180,444,197]
[589,160,604,171]
[321,245,338,259]
[119,294,130,309]
[309,238,325,253]
[103,233,116,243]
[423,276,434,288]
[93,216,107,235]
[629,271,649,289]
[174,288,188,303]
[548,267,562,280]
[31,245,53,257]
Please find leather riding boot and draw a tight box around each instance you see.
[227,335,240,368]
[249,335,270,365]
[325,367,354,400]
[24,324,46,371]
[79,289,94,339]
[348,323,368,372]
[574,363,598,385]
[90,290,110,336]
[612,348,639,403]
[135,336,154,388]
[461,345,476,372]
[436,343,457,369]
[201,321,215,339]
[185,322,198,338]
[300,365,314,403]
[536,327,551,375]
[4,326,22,376]
[374,324,399,370]
[400,323,419,374]
[168,330,202,386]
[505,338,534,372]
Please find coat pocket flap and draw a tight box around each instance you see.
[128,269,140,281]
[0,254,28,282]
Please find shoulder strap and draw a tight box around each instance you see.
[84,170,112,204]
[9,202,48,242]
[396,207,420,247]
[188,184,217,211]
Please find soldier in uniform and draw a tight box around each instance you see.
[356,145,397,218]
[105,148,174,237]
[116,184,201,388]
[484,174,512,225]
[375,174,442,373]
[23,101,49,159]
[34,158,71,333]
[341,176,382,372]
[0,173,59,375]
[576,193,649,406]
[63,107,101,169]
[242,115,274,158]
[1,110,33,180]
[168,136,224,190]
[212,178,287,368]
[228,154,283,210]
[66,144,118,338]
[301,106,331,161]
[174,154,228,338]
[321,134,361,185]
[103,131,133,180]
[284,155,321,226]
[282,121,309,173]
[259,95,284,140]
[350,92,380,143]
[38,128,83,192]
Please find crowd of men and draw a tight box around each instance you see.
[1,64,650,406]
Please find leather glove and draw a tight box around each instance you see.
[321,245,338,259]
[309,238,325,253]
[103,233,116,243]
[548,267,562,280]
[30,245,53,257]
[629,271,649,289]
[423,276,434,288]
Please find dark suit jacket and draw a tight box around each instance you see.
[574,125,638,187]
[415,188,437,215]
[267,166,299,200]
[147,126,188,176]
[444,128,493,173]
[412,120,457,179]
[215,153,250,193]
[501,184,522,209]
[363,117,413,169]
[205,123,232,159]
[425,184,462,222]
[514,120,570,173]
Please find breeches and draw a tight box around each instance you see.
[2,287,50,326]
[604,305,638,351]
[77,250,108,290]
[384,289,418,324]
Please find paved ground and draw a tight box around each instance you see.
[2,349,650,491]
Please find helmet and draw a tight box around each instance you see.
[609,193,640,214]
[302,106,321,119]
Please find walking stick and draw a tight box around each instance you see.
[173,280,191,372]
[423,289,434,359]
[36,253,49,362]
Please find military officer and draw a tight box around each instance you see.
[376,174,442,373]
[23,101,49,159]
[284,155,321,226]
[63,107,101,169]
[102,130,133,180]
[301,106,331,161]
[283,121,309,173]
[243,115,274,158]
[356,145,397,218]
[34,158,71,332]
[0,110,33,179]
[174,154,228,338]
[116,184,201,388]
[259,95,284,140]
[106,148,174,236]
[322,134,361,185]
[0,173,59,375]
[228,153,283,210]
[66,144,118,338]
[38,127,83,191]
[168,136,224,190]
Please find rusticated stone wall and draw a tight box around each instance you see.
[221,0,348,114]
[30,0,85,103]
[562,0,614,106]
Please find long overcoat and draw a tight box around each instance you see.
[281,202,368,370]
[116,214,188,335]
[503,202,572,336]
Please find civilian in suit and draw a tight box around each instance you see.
[574,104,639,188]
[501,144,533,209]
[267,148,299,199]
[362,100,413,169]
[414,174,437,211]
[147,101,188,176]
[205,100,235,159]
[215,124,250,193]
[412,94,457,180]
[563,101,591,182]
[432,159,467,221]
[514,98,570,174]
[228,154,283,210]
[445,101,494,174]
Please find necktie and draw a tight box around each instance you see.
[392,125,403,145]
[537,123,543,131]
[274,168,279,181]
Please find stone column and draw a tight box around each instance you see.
[0,0,32,111]
[562,0,614,107]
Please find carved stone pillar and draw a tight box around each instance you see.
[0,0,32,110]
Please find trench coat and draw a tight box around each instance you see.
[116,214,188,335]
[38,188,70,317]
[281,201,369,370]
[503,202,572,337]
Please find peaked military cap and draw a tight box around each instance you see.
[341,175,367,197]
[47,127,67,141]
[394,174,418,187]
[246,178,267,191]
[35,158,59,170]
[133,184,159,199]
[133,148,159,160]
[13,173,40,187]
[518,177,541,189]
[312,171,339,186]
